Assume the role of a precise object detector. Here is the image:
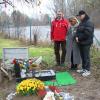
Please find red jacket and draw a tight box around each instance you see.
[51,18,69,41]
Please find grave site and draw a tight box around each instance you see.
[0,0,100,100]
[0,42,100,100]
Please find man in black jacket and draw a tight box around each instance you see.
[76,10,94,77]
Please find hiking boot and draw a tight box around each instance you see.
[82,70,91,77]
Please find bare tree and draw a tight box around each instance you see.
[67,0,100,14]
[0,11,11,35]
[46,0,70,18]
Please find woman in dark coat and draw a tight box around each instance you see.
[66,17,81,70]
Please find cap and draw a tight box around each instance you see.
[78,10,86,16]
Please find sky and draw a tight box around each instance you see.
[0,0,55,18]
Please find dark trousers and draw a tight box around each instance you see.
[79,45,91,71]
[71,51,77,68]
[54,41,66,65]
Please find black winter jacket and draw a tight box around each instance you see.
[76,15,94,45]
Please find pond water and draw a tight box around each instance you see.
[1,26,100,46]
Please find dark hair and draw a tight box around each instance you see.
[78,10,86,16]
[78,10,90,22]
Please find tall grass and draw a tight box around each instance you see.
[0,37,54,66]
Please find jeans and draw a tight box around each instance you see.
[54,41,66,65]
[79,45,91,71]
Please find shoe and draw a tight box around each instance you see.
[82,70,91,77]
[60,63,66,67]
[70,67,78,70]
[77,69,85,73]
[70,64,78,70]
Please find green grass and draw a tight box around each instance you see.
[0,38,22,58]
[91,47,100,58]
[0,38,21,47]
[29,47,54,65]
[91,47,100,65]
[0,37,100,67]
[0,38,54,66]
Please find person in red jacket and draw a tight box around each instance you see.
[51,11,69,66]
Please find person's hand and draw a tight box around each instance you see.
[76,37,79,43]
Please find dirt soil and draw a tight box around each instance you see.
[0,65,100,100]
